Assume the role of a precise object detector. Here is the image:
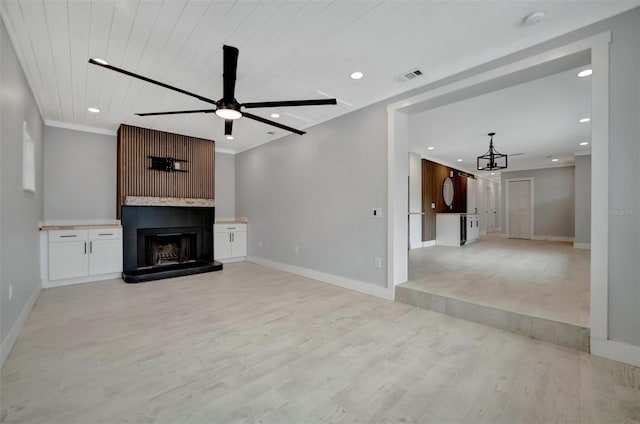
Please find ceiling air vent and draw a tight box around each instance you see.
[399,68,423,82]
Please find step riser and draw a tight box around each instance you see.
[395,286,590,352]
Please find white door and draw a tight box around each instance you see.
[214,232,232,259]
[485,186,496,232]
[89,239,122,275]
[508,180,531,239]
[49,242,89,280]
[231,231,247,257]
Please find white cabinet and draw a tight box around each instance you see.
[436,214,480,247]
[214,223,247,261]
[48,228,122,281]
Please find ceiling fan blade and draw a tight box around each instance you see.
[223,45,239,101]
[135,109,217,117]
[243,111,306,135]
[241,99,337,109]
[225,119,233,136]
[88,58,219,106]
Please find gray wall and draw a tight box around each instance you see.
[501,166,575,238]
[215,152,235,219]
[0,17,44,347]
[574,155,591,244]
[44,126,117,220]
[236,104,388,287]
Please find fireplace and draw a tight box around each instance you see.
[121,206,222,283]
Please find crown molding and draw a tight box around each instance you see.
[45,120,117,136]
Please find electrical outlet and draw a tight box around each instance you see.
[431,203,436,209]
[374,257,382,269]
[9,284,12,301]
[295,246,299,254]
[372,208,382,218]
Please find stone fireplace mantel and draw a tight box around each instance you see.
[124,196,215,208]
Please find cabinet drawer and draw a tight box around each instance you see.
[214,223,247,233]
[49,230,88,242]
[89,228,122,240]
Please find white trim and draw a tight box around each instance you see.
[423,240,436,247]
[217,257,245,264]
[532,235,574,242]
[589,35,610,341]
[574,151,592,157]
[591,337,640,367]
[45,120,116,136]
[247,256,394,301]
[505,177,535,240]
[42,273,122,289]
[215,148,236,155]
[1,281,41,368]
[574,242,591,250]
[387,31,622,362]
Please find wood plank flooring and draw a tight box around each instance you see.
[408,234,590,326]
[2,261,638,423]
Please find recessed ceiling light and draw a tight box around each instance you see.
[579,118,591,123]
[491,172,496,175]
[578,69,593,78]
[225,135,234,140]
[457,159,463,162]
[427,146,435,150]
[350,71,364,80]
[580,141,589,146]
[270,113,280,118]
[91,58,108,65]
[87,107,100,113]
[552,158,559,162]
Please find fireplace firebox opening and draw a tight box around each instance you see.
[144,232,197,267]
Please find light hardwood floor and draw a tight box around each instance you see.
[408,235,590,327]
[2,261,638,423]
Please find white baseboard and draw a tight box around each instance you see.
[422,240,436,247]
[246,256,394,301]
[43,272,122,288]
[217,257,246,264]
[574,242,591,250]
[591,337,640,367]
[531,235,574,242]
[1,281,41,368]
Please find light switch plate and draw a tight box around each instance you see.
[431,203,436,209]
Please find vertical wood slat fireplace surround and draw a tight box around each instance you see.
[117,124,222,283]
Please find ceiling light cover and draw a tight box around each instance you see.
[457,159,463,162]
[578,69,593,77]
[552,158,559,162]
[87,107,100,113]
[427,146,435,150]
[226,135,234,140]
[350,71,364,80]
[579,118,591,123]
[215,108,242,120]
[477,132,508,171]
[522,11,545,26]
[270,113,280,118]
[580,142,589,146]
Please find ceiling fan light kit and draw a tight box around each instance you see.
[477,132,508,171]
[88,45,337,139]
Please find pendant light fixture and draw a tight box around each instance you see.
[477,132,507,171]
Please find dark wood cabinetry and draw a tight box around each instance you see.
[421,159,468,241]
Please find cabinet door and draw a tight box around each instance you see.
[231,231,247,257]
[89,239,122,275]
[49,241,88,280]
[214,232,232,259]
